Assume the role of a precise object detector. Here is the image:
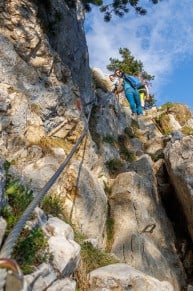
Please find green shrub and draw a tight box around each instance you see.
[149,150,164,162]
[131,119,139,129]
[103,135,115,145]
[124,126,135,138]
[41,193,64,218]
[13,228,48,274]
[181,126,193,136]
[74,231,119,290]
[74,232,119,272]
[118,135,136,162]
[105,159,123,175]
[1,177,34,232]
[106,203,114,252]
[1,162,49,274]
[160,102,173,111]
[119,147,136,162]
[103,181,112,197]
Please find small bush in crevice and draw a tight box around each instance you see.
[1,176,34,233]
[131,119,139,129]
[103,181,112,197]
[41,193,64,218]
[13,228,49,274]
[149,150,164,162]
[74,231,119,291]
[1,161,50,274]
[124,126,135,138]
[181,126,193,136]
[106,202,114,252]
[118,135,136,162]
[159,102,173,112]
[154,114,172,135]
[38,136,70,154]
[103,135,115,145]
[5,181,33,215]
[105,159,124,176]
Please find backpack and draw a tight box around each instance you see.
[123,74,143,89]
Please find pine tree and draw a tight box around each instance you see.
[107,48,154,82]
[82,0,160,21]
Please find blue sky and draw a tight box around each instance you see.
[85,0,193,112]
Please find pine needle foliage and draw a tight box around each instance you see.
[107,48,154,82]
[82,0,160,22]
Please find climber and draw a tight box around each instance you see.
[109,74,119,95]
[138,79,150,110]
[115,69,143,116]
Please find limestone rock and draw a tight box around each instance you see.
[88,264,174,291]
[110,155,186,289]
[22,156,61,190]
[156,103,192,134]
[43,216,74,240]
[48,236,80,275]
[24,263,57,291]
[0,158,6,211]
[62,162,107,248]
[0,217,7,247]
[47,278,76,291]
[92,67,113,92]
[164,136,193,242]
[144,136,165,155]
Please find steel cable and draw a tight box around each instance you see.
[0,103,93,259]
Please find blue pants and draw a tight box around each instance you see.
[125,87,143,115]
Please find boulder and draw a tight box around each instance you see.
[164,136,193,242]
[110,155,186,289]
[88,264,174,291]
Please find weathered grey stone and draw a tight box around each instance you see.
[24,263,57,291]
[88,264,174,291]
[170,130,184,141]
[22,156,61,189]
[43,216,74,240]
[167,114,182,130]
[184,118,193,129]
[47,278,76,291]
[62,162,107,248]
[37,0,93,105]
[144,136,164,155]
[26,207,48,230]
[94,90,127,139]
[0,158,6,211]
[0,0,192,289]
[92,67,113,92]
[0,217,7,247]
[164,136,193,243]
[137,115,162,138]
[187,285,193,291]
[48,236,80,275]
[110,155,186,290]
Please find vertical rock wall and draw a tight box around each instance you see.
[37,0,93,105]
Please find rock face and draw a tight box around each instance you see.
[37,0,93,105]
[0,159,6,211]
[110,155,185,290]
[61,162,108,248]
[0,1,193,290]
[25,215,79,290]
[164,136,193,242]
[88,264,174,291]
